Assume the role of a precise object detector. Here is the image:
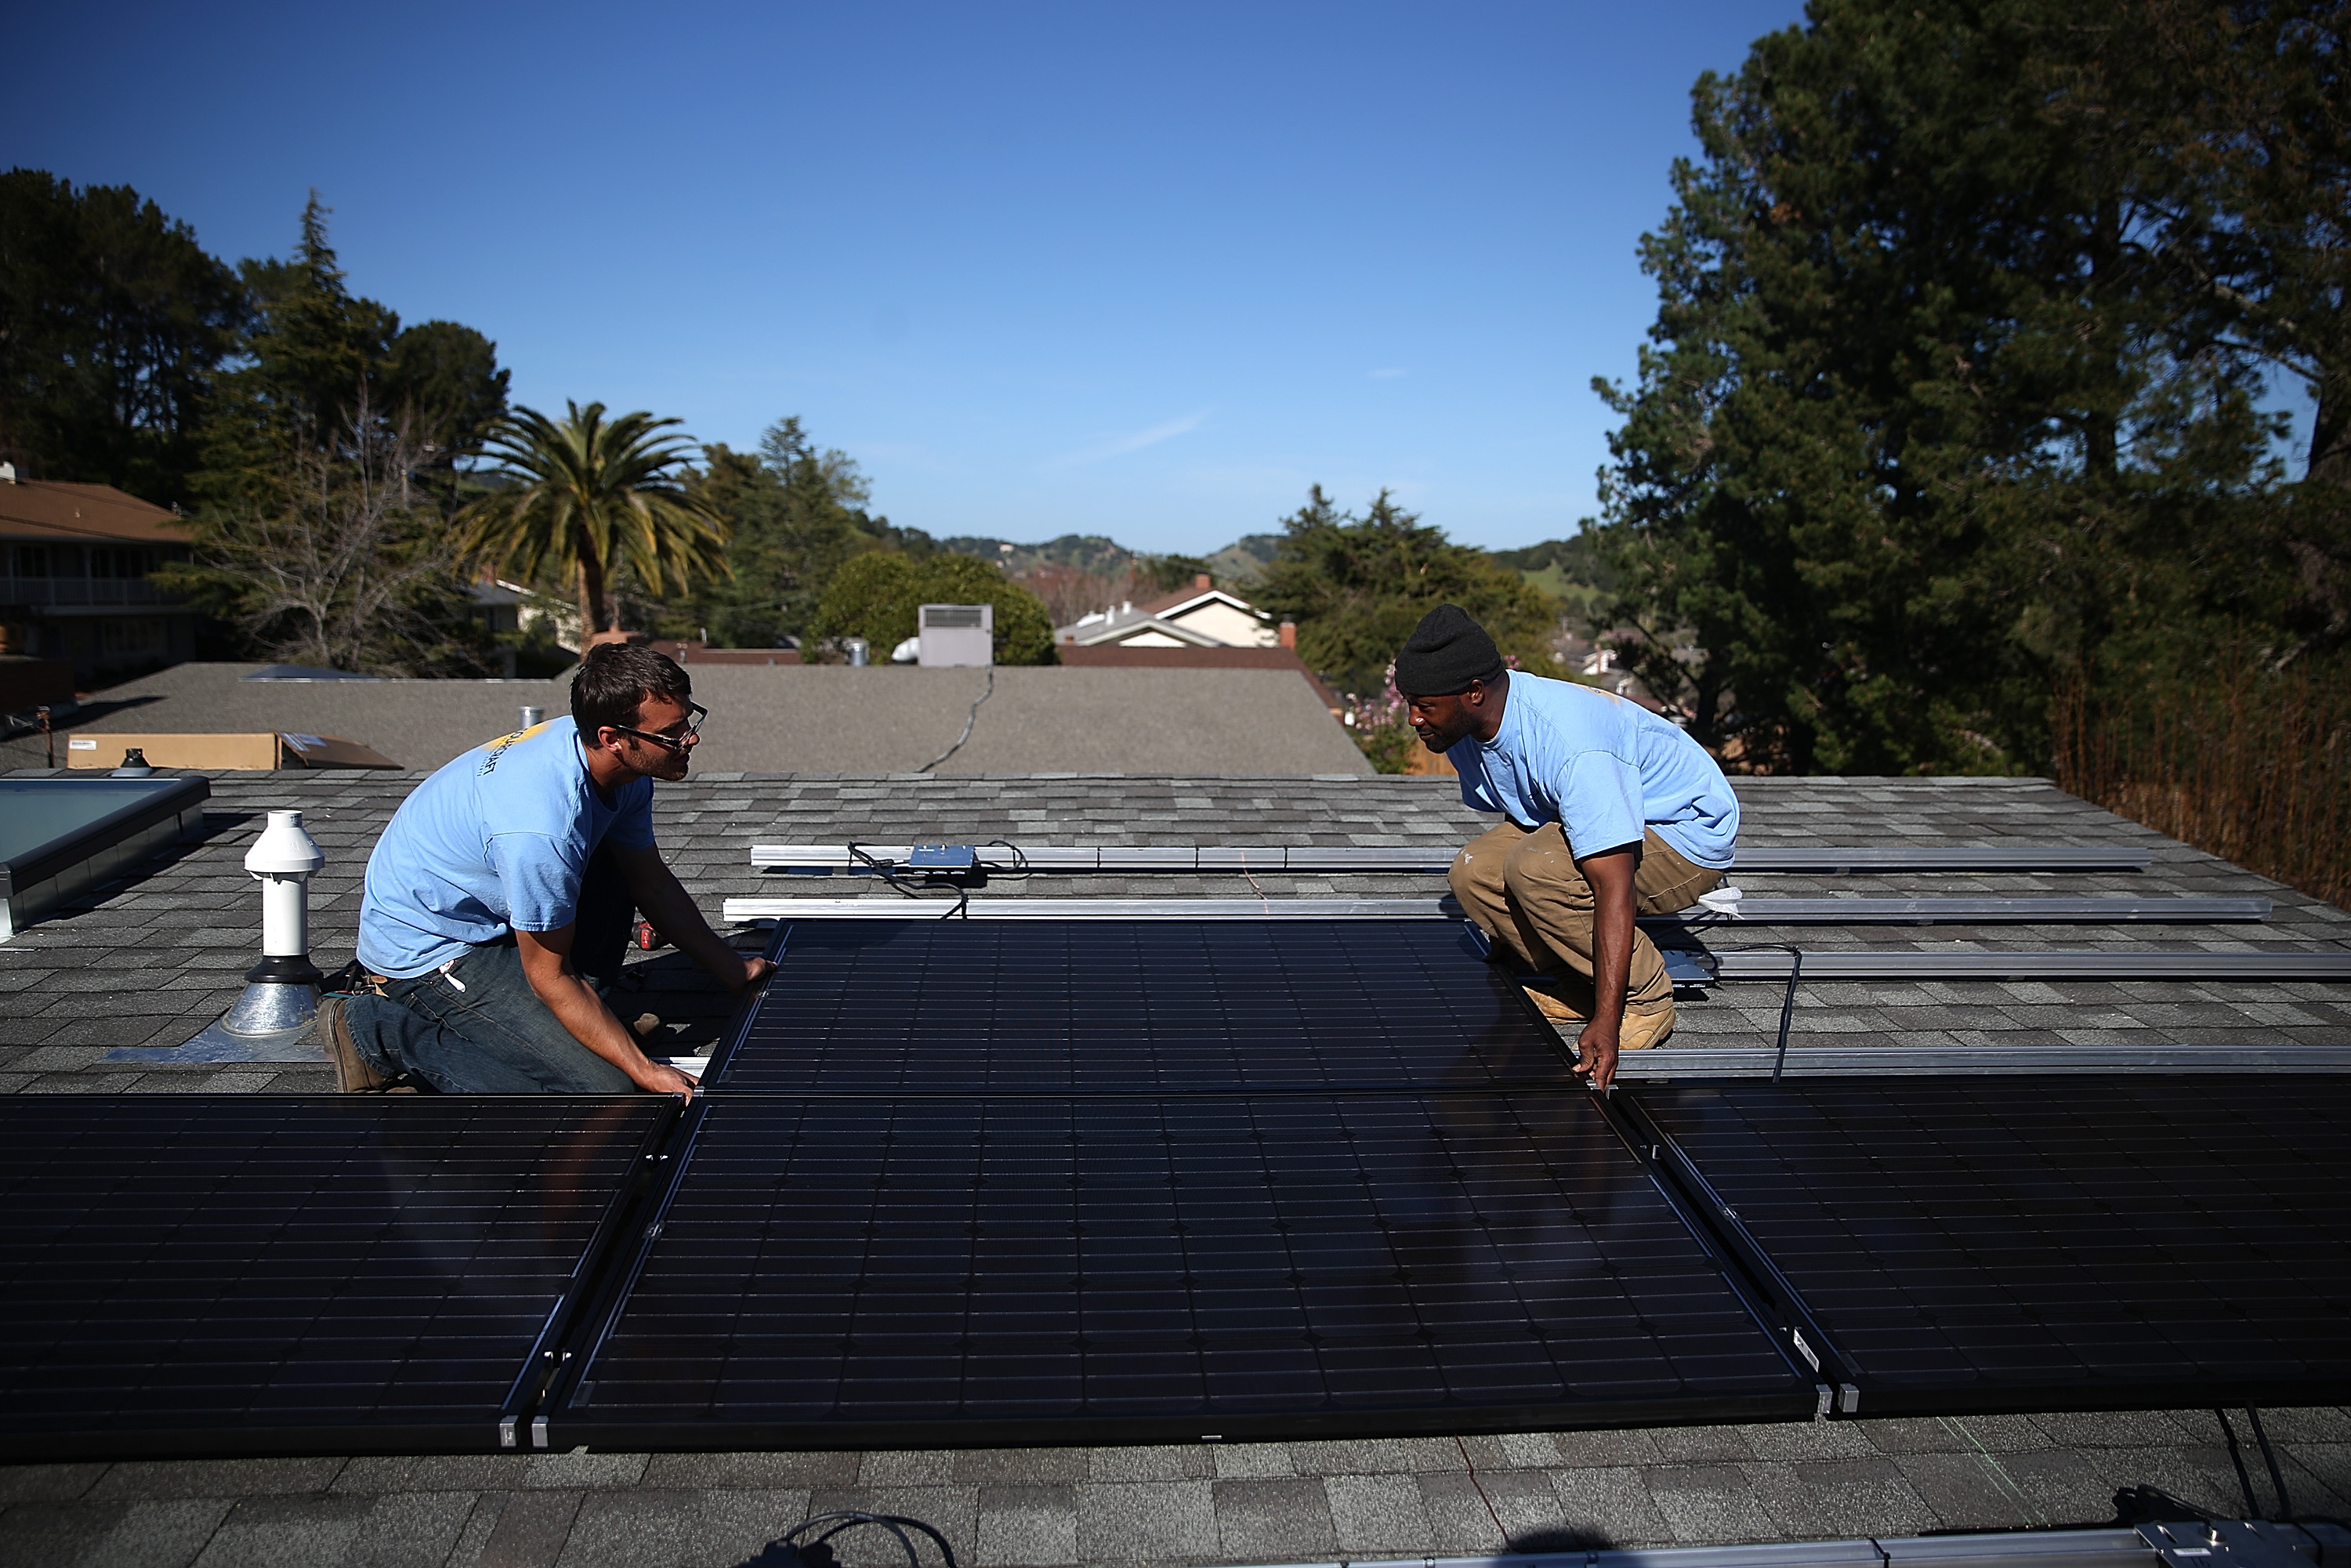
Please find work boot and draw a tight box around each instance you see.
[1618,997,1677,1052]
[1521,973,1596,1028]
[320,995,391,1092]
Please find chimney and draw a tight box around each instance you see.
[1194,573,1211,589]
[1279,619,1297,650]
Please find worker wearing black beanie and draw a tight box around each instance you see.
[1393,603,1506,697]
[1394,604,1740,1089]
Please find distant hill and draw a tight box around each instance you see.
[938,534,1136,575]
[1205,534,1282,586]
[936,530,1603,607]
[1490,534,1617,620]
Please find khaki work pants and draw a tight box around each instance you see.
[1448,823,1722,1012]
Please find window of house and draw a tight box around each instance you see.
[99,619,163,654]
[90,547,155,578]
[13,545,49,578]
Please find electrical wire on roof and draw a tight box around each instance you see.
[847,843,971,919]
[2245,1407,2295,1522]
[975,838,1031,877]
[734,1511,956,1568]
[918,666,994,773]
[2218,1407,2298,1522]
[1716,943,1806,1081]
[2219,1407,2263,1519]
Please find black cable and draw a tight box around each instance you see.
[2217,1408,2261,1518]
[1709,943,1808,1081]
[2248,1406,2295,1521]
[976,838,1033,877]
[1770,944,1803,1083]
[918,666,994,773]
[736,1510,957,1568]
[846,843,972,919]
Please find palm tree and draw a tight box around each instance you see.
[459,401,729,639]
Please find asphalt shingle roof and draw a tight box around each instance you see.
[2,765,2346,1566]
[3,662,1371,777]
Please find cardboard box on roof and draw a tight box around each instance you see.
[64,733,400,770]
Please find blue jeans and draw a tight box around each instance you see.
[342,940,637,1094]
[342,845,640,1094]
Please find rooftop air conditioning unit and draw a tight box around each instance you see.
[918,603,993,668]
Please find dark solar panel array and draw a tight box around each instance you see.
[0,1096,670,1459]
[1635,1077,2351,1413]
[547,1091,1817,1448]
[718,918,1575,1093]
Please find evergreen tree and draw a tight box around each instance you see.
[0,169,242,504]
[1255,487,1555,695]
[680,415,929,647]
[1590,0,2282,773]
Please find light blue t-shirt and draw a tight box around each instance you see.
[357,718,657,979]
[1449,674,1739,868]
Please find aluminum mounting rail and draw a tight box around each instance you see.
[724,896,1451,923]
[1669,896,2268,923]
[1610,1043,2351,1077]
[1731,846,2153,871]
[748,842,2157,874]
[1688,947,2351,982]
[722,895,2269,926]
[749,843,1458,872]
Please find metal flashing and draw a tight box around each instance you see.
[0,774,210,940]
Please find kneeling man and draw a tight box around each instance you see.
[324,643,772,1095]
[1397,605,1738,1088]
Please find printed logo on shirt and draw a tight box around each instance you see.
[476,721,549,777]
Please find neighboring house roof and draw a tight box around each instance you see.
[3,767,2346,1558]
[1057,578,1283,649]
[0,480,186,545]
[1055,641,1345,713]
[0,661,1371,776]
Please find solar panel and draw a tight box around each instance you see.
[539,1091,1818,1448]
[0,1095,672,1459]
[714,918,1578,1094]
[1628,1077,2351,1414]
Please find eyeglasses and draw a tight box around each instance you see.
[608,703,707,753]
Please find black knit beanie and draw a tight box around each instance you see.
[1393,604,1505,696]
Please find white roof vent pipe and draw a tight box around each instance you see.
[221,810,326,1037]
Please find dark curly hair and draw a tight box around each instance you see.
[571,643,693,737]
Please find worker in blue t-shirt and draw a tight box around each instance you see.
[321,643,773,1095]
[1394,604,1738,1089]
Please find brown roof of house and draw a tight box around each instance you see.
[0,480,187,545]
[1052,641,1344,713]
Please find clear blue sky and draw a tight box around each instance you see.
[6,2,1806,556]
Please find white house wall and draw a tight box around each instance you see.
[1168,601,1278,647]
